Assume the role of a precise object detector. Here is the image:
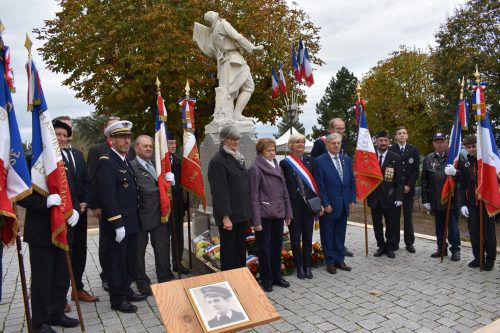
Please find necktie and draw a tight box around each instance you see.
[379,154,383,168]
[125,158,134,176]
[334,156,343,183]
[401,147,404,155]
[63,148,76,177]
[146,162,157,178]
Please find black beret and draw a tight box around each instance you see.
[376,130,389,139]
[167,131,175,141]
[52,119,72,137]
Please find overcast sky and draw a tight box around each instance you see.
[3,0,459,142]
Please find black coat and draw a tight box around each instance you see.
[94,149,140,235]
[367,151,404,210]
[87,141,135,209]
[170,155,185,220]
[66,147,91,204]
[208,146,253,226]
[279,154,323,206]
[459,154,478,207]
[388,143,420,196]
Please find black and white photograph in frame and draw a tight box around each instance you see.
[186,280,251,332]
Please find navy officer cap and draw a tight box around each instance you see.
[376,130,389,139]
[201,286,232,299]
[433,132,447,141]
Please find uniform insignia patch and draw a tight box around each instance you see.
[119,170,127,173]
[65,167,68,170]
[123,183,129,188]
[409,158,414,163]
[99,156,109,159]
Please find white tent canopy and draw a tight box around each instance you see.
[275,127,314,154]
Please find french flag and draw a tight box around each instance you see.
[278,60,287,98]
[155,95,172,222]
[301,44,314,87]
[292,44,301,82]
[271,66,279,100]
[26,59,73,250]
[298,37,305,71]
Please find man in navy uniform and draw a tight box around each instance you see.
[94,121,146,313]
[202,286,246,329]
[388,126,419,253]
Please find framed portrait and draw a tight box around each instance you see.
[186,280,251,332]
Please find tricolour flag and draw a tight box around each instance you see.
[441,99,468,204]
[155,94,172,222]
[278,60,287,98]
[473,82,486,121]
[26,58,73,250]
[292,44,301,82]
[301,44,314,87]
[271,66,280,100]
[179,95,206,210]
[298,37,305,71]
[353,102,383,201]
[0,44,32,247]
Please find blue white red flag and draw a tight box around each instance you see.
[246,255,258,266]
[473,82,486,121]
[292,44,301,82]
[298,37,305,70]
[26,58,73,250]
[441,100,468,204]
[353,102,383,201]
[0,45,32,247]
[4,46,15,93]
[278,60,287,98]
[155,94,172,222]
[301,44,314,87]
[271,66,279,100]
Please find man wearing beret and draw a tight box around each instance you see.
[202,286,246,329]
[367,131,404,258]
[94,121,146,313]
[422,133,462,261]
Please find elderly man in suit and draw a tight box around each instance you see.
[94,121,146,313]
[388,126,420,253]
[367,130,404,259]
[131,135,175,295]
[315,133,356,274]
[87,116,135,291]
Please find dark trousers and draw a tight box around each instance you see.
[29,245,70,328]
[106,234,138,306]
[434,208,461,252]
[402,193,415,245]
[169,213,184,267]
[468,205,497,263]
[135,223,171,287]
[289,196,314,268]
[255,218,284,283]
[98,218,107,282]
[218,221,247,271]
[371,205,401,250]
[320,205,347,265]
[70,210,87,291]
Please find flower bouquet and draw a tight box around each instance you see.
[246,255,260,282]
[281,250,294,276]
[311,241,325,268]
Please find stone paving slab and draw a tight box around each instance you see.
[1,225,499,332]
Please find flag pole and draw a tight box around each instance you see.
[356,82,369,256]
[184,80,193,271]
[474,66,484,272]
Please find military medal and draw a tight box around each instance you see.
[409,158,413,163]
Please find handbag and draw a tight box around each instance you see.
[295,173,322,215]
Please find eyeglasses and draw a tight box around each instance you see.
[228,137,241,142]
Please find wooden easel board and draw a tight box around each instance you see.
[151,267,281,333]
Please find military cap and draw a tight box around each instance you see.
[376,130,389,139]
[200,286,232,299]
[52,119,72,137]
[105,120,133,138]
[433,132,447,141]
[167,131,175,141]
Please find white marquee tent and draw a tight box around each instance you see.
[274,127,314,156]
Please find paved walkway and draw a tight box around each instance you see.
[1,225,499,333]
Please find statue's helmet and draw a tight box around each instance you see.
[204,11,219,28]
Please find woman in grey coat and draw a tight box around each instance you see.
[249,138,293,292]
[208,126,253,271]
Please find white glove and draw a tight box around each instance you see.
[68,209,79,227]
[395,201,403,207]
[461,206,469,217]
[423,203,431,210]
[47,194,61,208]
[115,227,126,243]
[165,172,175,186]
[444,164,457,176]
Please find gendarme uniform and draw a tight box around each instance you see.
[94,121,144,312]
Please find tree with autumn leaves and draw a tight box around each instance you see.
[34,0,323,142]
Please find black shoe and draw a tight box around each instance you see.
[344,246,354,257]
[483,261,494,271]
[392,245,399,251]
[263,282,273,292]
[166,270,176,279]
[297,267,305,280]
[405,245,415,253]
[304,267,313,279]
[468,259,480,268]
[386,249,395,259]
[102,281,109,292]
[49,314,79,328]
[138,285,153,296]
[173,264,190,275]
[272,279,290,288]
[126,293,148,302]
[111,301,138,313]
[431,249,447,258]
[451,252,460,261]
[374,248,386,257]
[34,324,57,333]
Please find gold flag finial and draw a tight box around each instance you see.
[185,79,190,98]
[0,20,5,36]
[460,76,464,100]
[24,33,33,59]
[356,81,362,102]
[474,64,480,85]
[155,76,161,96]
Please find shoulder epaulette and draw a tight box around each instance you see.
[100,156,109,160]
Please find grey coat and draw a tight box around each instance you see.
[248,155,293,226]
[208,146,253,226]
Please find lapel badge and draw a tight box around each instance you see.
[143,172,149,177]
[65,167,68,170]
[119,170,127,174]
[409,158,414,163]
[342,160,345,165]
[123,183,129,188]
[465,162,470,167]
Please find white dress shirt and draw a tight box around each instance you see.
[328,151,342,174]
[377,150,388,166]
[61,145,76,171]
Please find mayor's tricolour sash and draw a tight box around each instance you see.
[284,154,319,196]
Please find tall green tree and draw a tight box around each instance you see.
[72,114,108,147]
[273,112,305,139]
[35,0,323,143]
[311,67,357,157]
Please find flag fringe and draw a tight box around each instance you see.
[8,188,33,203]
[472,103,485,110]
[477,196,500,217]
[33,99,41,106]
[27,104,33,111]
[33,184,50,198]
[181,185,206,212]
[51,223,69,251]
[354,171,383,202]
[461,126,468,131]
[158,115,168,122]
[474,115,486,121]
[63,210,73,220]
[440,187,454,205]
[0,209,19,248]
[161,205,172,224]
